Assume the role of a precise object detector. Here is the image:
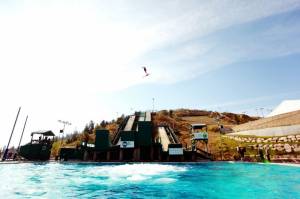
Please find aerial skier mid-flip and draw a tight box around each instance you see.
[142,66,150,77]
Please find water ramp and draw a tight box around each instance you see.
[157,125,183,155]
[124,115,136,131]
[158,127,171,152]
[145,112,151,121]
[112,116,130,144]
[138,112,151,122]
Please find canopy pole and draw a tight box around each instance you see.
[17,115,28,153]
[2,107,21,161]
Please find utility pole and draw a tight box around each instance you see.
[2,107,21,161]
[152,98,155,112]
[215,115,224,161]
[58,120,71,147]
[260,108,265,118]
[255,108,259,116]
[17,115,28,153]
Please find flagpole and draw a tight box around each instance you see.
[2,107,21,161]
[17,115,28,153]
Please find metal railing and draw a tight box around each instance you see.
[112,116,129,144]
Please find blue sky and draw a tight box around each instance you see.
[99,6,300,117]
[0,0,300,146]
[101,53,300,116]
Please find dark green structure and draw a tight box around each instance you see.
[59,147,84,160]
[120,130,136,142]
[19,131,55,161]
[59,130,112,161]
[137,121,152,146]
[95,129,111,151]
[135,111,152,147]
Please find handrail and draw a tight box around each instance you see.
[131,115,139,131]
[112,116,129,144]
[196,149,213,160]
[165,126,180,144]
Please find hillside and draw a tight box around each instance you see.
[152,109,259,160]
[53,109,258,159]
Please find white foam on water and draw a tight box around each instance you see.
[154,178,177,183]
[126,174,149,181]
[262,163,300,167]
[86,164,186,182]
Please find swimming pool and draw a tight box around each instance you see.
[0,162,299,198]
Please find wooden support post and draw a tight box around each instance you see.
[150,147,154,161]
[158,148,162,161]
[133,148,137,161]
[192,151,196,161]
[93,152,97,161]
[119,149,123,161]
[180,155,184,162]
[83,151,89,161]
[134,147,140,161]
[107,151,111,161]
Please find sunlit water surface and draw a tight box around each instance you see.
[0,162,299,198]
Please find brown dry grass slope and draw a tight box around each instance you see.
[153,109,258,160]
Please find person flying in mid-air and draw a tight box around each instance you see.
[142,66,150,77]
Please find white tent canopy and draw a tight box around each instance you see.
[268,100,300,117]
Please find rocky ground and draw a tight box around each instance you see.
[225,134,300,162]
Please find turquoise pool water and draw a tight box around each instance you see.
[0,162,299,198]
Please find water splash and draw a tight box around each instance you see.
[86,163,186,183]
[154,177,177,183]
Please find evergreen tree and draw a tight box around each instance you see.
[88,120,95,134]
[100,120,107,128]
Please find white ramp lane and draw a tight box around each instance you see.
[124,115,136,131]
[158,127,171,152]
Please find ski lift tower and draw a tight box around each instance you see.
[190,124,209,152]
